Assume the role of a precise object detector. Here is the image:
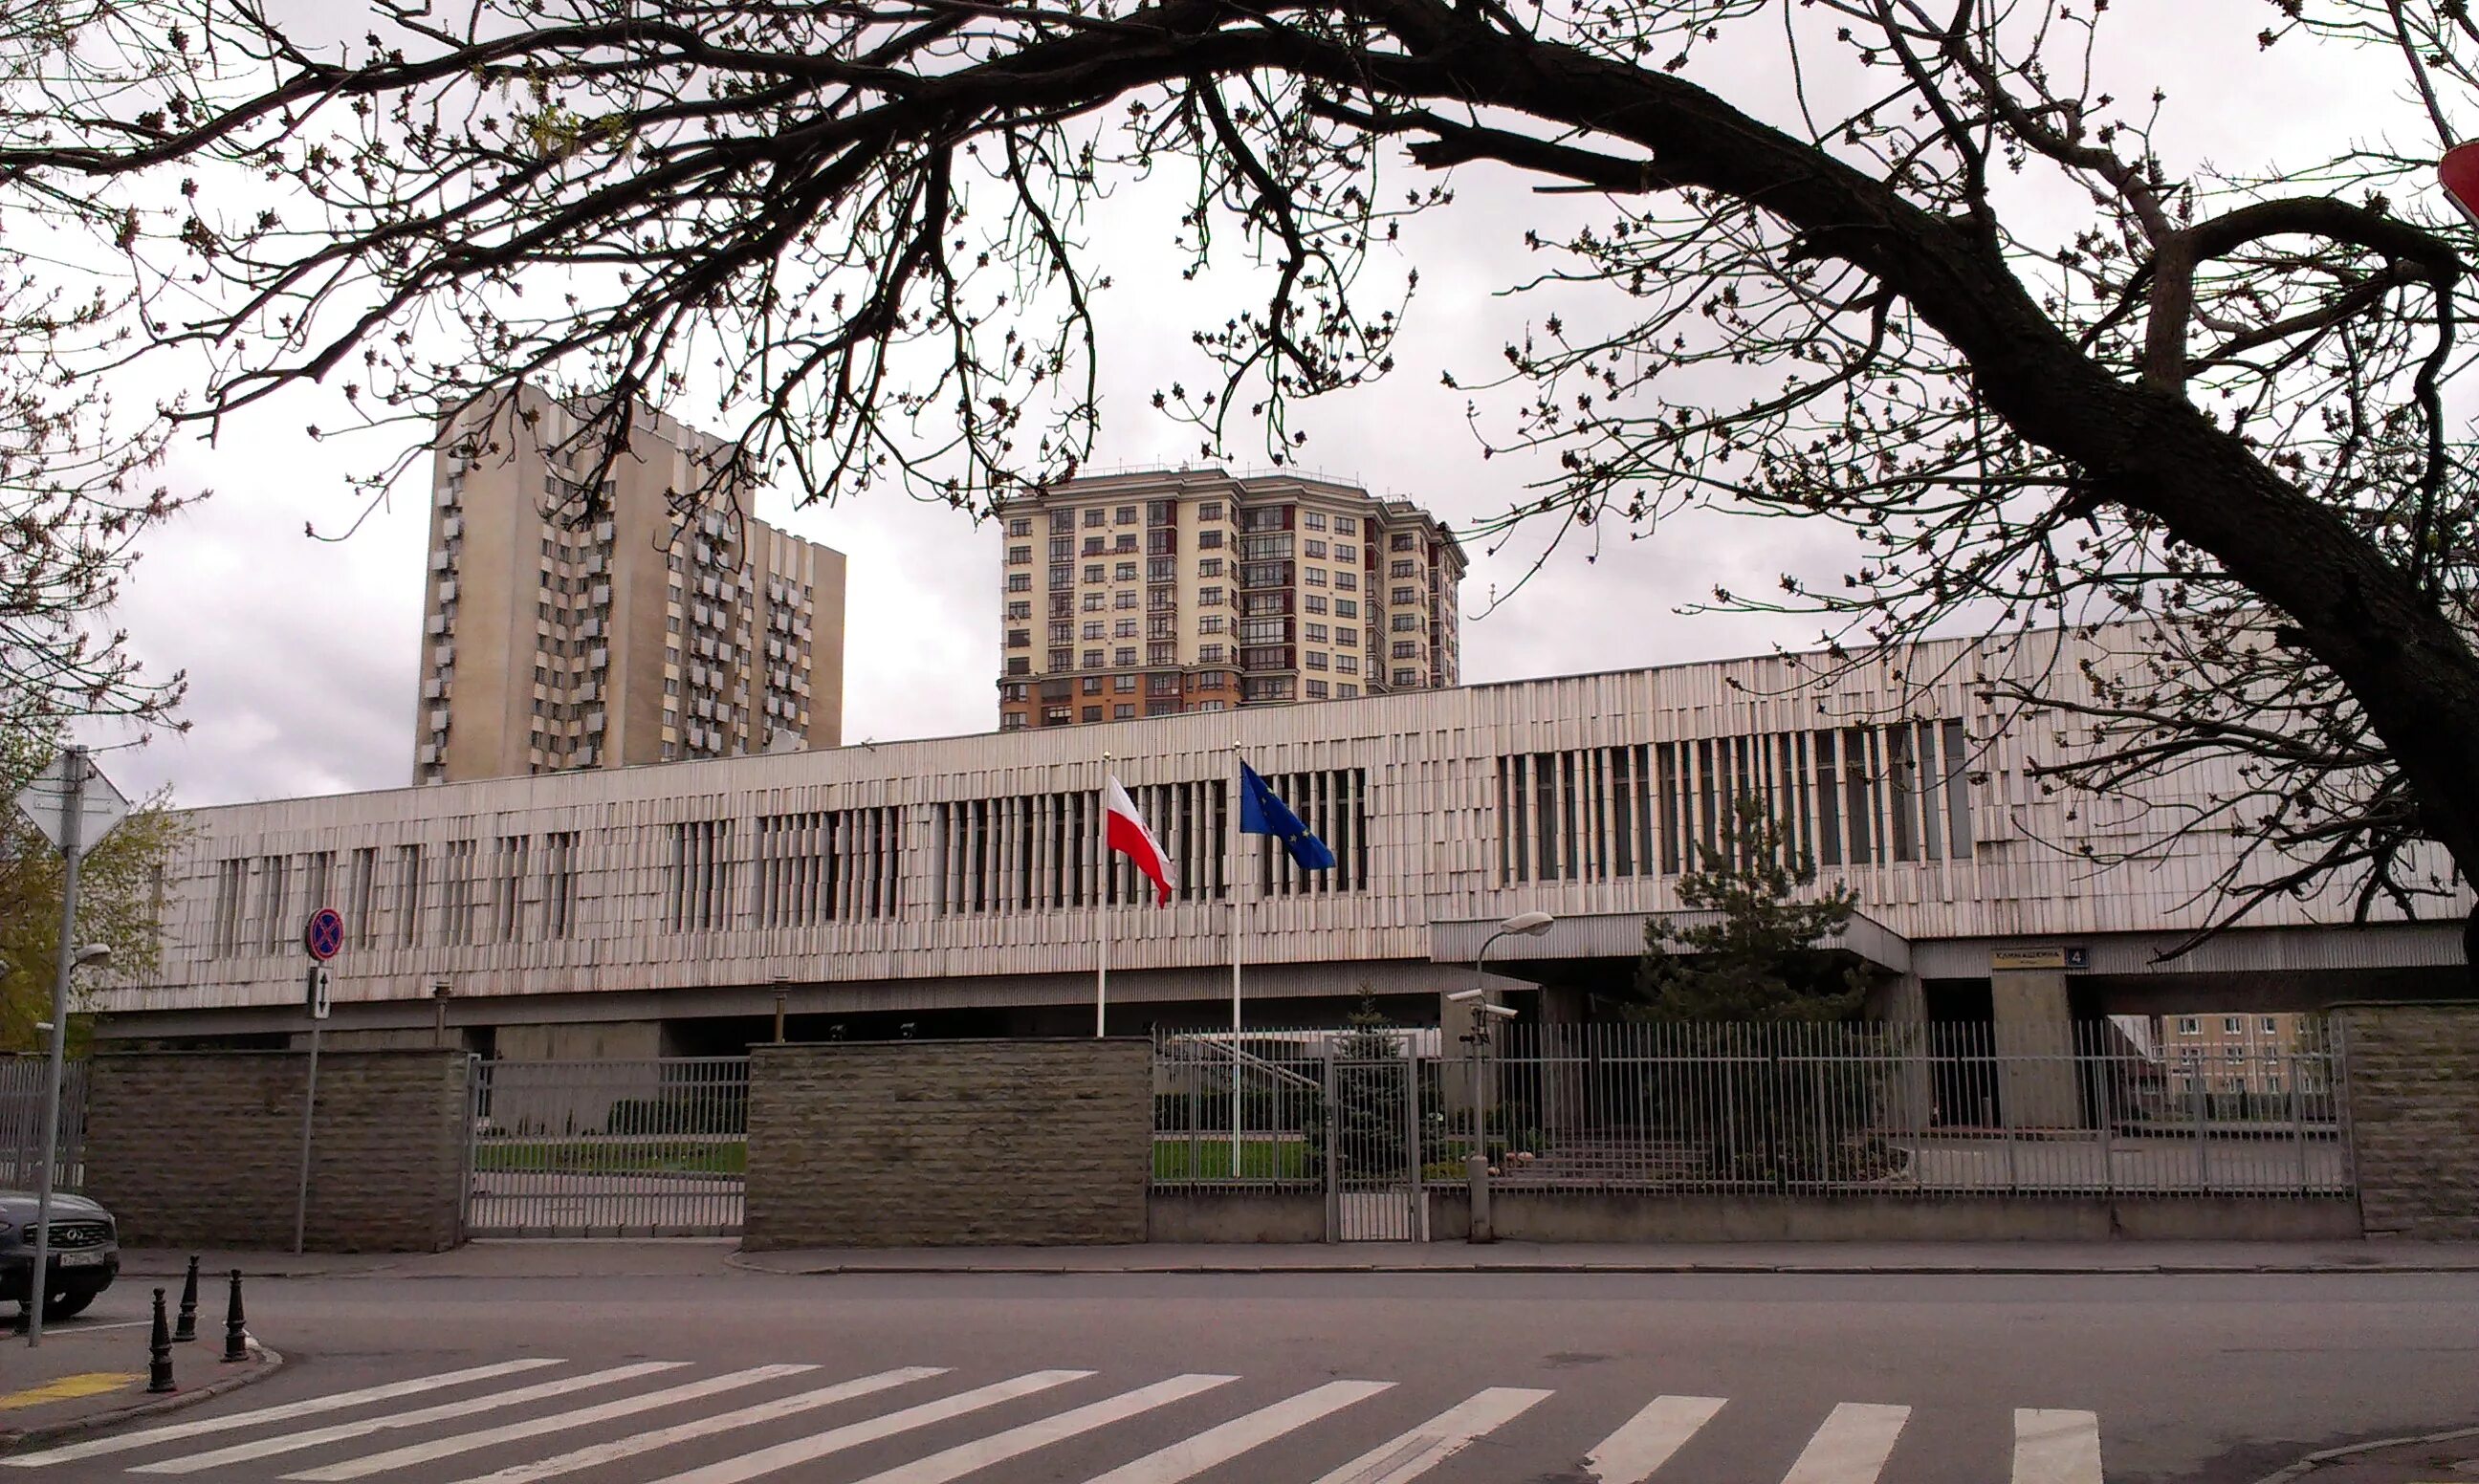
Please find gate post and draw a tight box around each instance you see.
[1321,1044,1340,1244]
[1403,1047,1424,1241]
[456,1054,482,1246]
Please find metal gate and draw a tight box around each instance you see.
[0,1057,84,1191]
[464,1057,746,1237]
[1151,1029,1431,1243]
[1327,1038,1426,1241]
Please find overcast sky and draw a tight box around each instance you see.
[74,2,2425,808]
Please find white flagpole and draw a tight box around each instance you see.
[1097,751,1111,1038]
[1229,742,1243,1168]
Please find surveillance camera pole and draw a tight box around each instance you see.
[1469,926,1512,1171]
[1463,914,1553,1177]
[26,747,85,1348]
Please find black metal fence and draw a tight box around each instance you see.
[464,1057,748,1236]
[1152,1019,2351,1203]
[1466,1020,2346,1197]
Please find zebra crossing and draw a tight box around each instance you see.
[1,1357,2108,1483]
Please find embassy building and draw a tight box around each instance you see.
[96,624,2468,1061]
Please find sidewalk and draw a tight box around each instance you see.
[723,1237,2479,1277]
[0,1298,277,1452]
[118,1240,739,1282]
[2252,1423,2479,1483]
[103,1237,2479,1282]
[119,1236,2479,1280]
[118,1249,416,1282]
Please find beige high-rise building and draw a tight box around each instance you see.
[996,469,1464,731]
[2160,1012,2323,1100]
[415,387,846,784]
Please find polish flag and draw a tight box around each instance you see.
[1104,776,1174,905]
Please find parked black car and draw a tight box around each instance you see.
[0,1191,119,1320]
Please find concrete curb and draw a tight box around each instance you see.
[722,1252,2479,1278]
[0,1342,284,1455]
[118,1262,409,1281]
[2249,1421,2479,1483]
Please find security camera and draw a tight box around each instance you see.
[1478,1004,1519,1020]
[1445,988,1484,1002]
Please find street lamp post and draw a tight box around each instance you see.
[11,744,127,1347]
[25,941,107,1344]
[1455,911,1555,1166]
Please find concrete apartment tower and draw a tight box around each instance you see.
[415,386,846,784]
[996,469,1464,731]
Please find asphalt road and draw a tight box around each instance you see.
[15,1264,2479,1484]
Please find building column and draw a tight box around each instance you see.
[1532,984,1588,1143]
[1869,972,1934,1130]
[1990,970,2081,1129]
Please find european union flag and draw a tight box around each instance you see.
[1239,761,1336,871]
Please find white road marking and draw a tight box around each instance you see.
[443,1367,948,1484]
[1305,1386,1554,1484]
[642,1369,1095,1484]
[1080,1379,1396,1484]
[0,1360,565,1467]
[845,1374,1237,1484]
[1778,1403,1913,1484]
[2012,1408,2104,1484]
[129,1363,685,1475]
[1582,1395,1729,1483]
[282,1364,817,1481]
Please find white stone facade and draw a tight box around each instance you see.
[100,624,2465,1030]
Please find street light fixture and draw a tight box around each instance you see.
[1473,911,1557,999]
[33,949,110,1035]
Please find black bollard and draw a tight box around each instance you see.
[220,1270,248,1364]
[147,1289,175,1393]
[173,1256,199,1343]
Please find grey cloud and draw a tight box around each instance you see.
[88,419,422,806]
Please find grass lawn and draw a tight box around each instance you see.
[1152,1137,1313,1181]
[472,1140,748,1176]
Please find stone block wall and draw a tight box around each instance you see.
[744,1038,1151,1249]
[2339,1002,2479,1238]
[84,1050,468,1252]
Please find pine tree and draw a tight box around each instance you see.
[1634,796,1870,1022]
[1630,796,1881,1186]
[1328,990,1409,1180]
